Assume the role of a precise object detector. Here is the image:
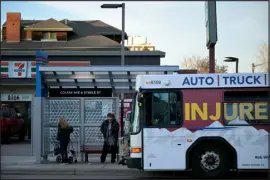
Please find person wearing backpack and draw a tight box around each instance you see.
[100,113,119,163]
[56,117,74,165]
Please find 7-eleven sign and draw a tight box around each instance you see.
[11,62,27,78]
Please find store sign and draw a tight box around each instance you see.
[1,61,91,78]
[49,88,112,97]
[1,94,33,101]
[10,61,28,78]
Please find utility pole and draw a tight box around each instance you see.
[205,1,217,73]
[252,63,255,73]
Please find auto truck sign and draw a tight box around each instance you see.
[142,73,268,89]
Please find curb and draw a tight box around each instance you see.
[1,168,143,176]
[1,169,184,178]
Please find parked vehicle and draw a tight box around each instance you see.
[127,72,269,177]
[1,107,25,144]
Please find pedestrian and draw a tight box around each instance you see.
[56,117,73,165]
[100,113,119,163]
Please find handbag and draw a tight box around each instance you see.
[54,143,61,155]
[105,136,116,147]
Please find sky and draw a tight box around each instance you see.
[1,1,268,73]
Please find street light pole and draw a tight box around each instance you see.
[101,3,126,137]
[235,59,239,73]
[224,57,239,73]
[121,3,125,66]
[120,3,125,137]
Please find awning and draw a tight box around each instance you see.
[39,65,179,93]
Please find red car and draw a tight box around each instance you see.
[1,107,25,144]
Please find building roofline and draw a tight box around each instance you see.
[23,28,73,31]
[1,50,166,57]
[1,46,125,50]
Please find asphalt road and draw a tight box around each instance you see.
[1,174,180,180]
[1,172,269,180]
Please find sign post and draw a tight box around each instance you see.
[33,50,48,163]
[205,1,217,73]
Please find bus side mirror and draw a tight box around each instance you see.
[137,93,144,103]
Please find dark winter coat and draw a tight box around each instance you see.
[100,118,119,144]
[56,125,74,143]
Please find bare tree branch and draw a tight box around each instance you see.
[257,42,268,72]
[180,56,227,73]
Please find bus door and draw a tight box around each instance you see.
[140,91,184,170]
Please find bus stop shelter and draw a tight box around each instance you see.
[32,51,180,163]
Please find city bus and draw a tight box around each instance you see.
[126,72,269,177]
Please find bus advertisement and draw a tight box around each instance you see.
[126,73,269,177]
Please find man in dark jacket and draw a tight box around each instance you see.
[100,113,119,163]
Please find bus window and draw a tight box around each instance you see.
[223,91,269,125]
[145,92,182,127]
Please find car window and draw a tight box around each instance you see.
[0,108,10,118]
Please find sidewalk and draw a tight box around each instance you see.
[1,155,143,176]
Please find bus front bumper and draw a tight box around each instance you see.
[126,157,142,169]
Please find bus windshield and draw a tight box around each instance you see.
[143,91,182,127]
[130,91,182,133]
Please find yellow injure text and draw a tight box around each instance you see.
[184,102,268,121]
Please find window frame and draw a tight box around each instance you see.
[41,32,57,40]
[142,89,183,129]
[50,32,57,40]
[222,90,269,126]
[129,93,141,135]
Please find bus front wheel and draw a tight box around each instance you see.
[190,142,230,178]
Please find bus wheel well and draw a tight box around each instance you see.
[186,137,237,170]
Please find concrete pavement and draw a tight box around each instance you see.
[1,155,144,176]
[1,155,188,178]
[1,156,268,179]
[1,139,32,156]
[1,141,141,176]
[1,142,268,179]
[2,162,140,175]
[1,156,36,166]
